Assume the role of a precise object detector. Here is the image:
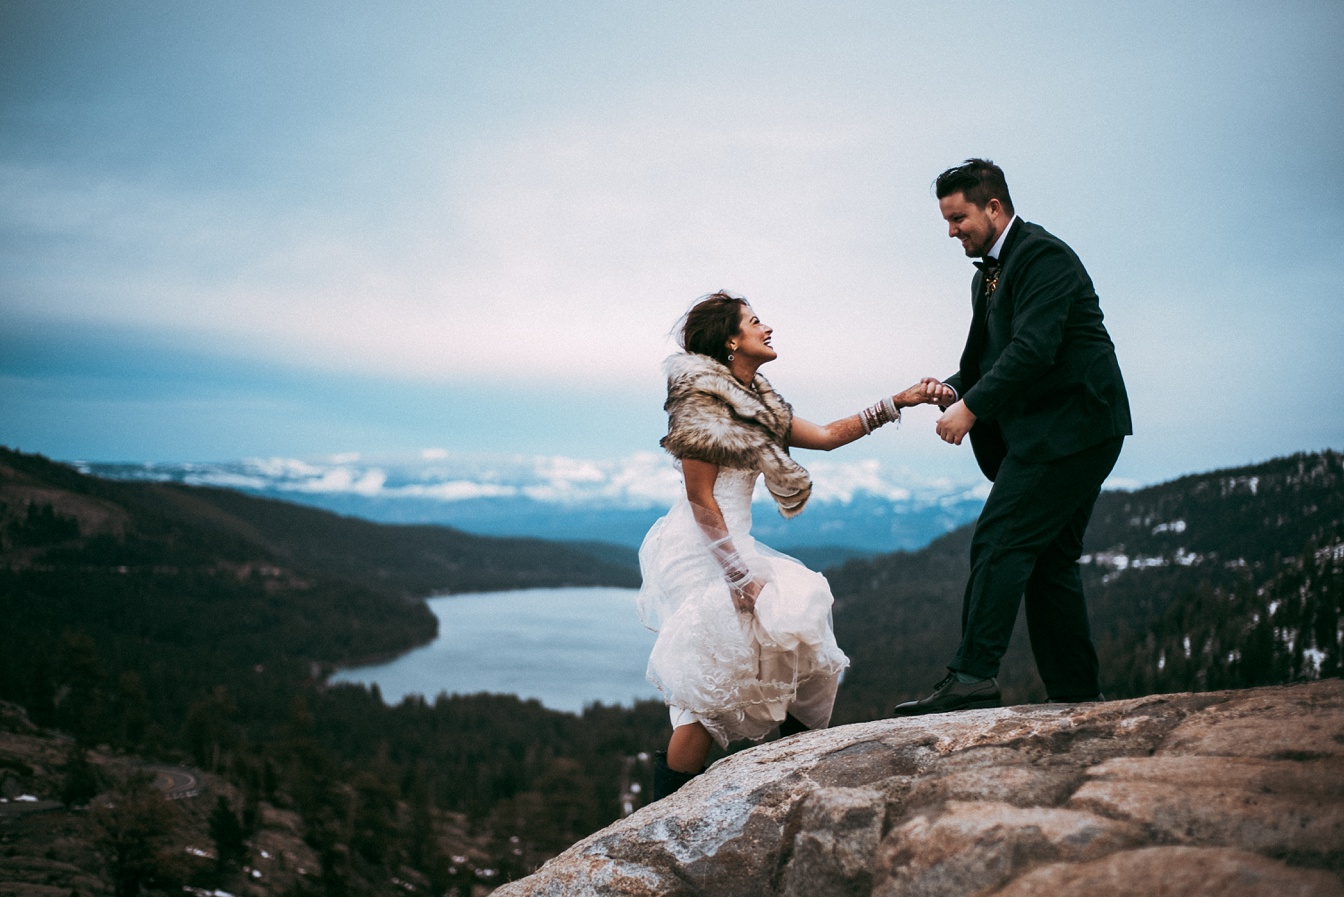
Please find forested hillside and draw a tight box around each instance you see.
[0,446,642,752]
[0,447,651,896]
[830,450,1344,722]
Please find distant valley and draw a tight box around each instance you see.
[0,446,660,895]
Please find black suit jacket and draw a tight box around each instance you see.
[945,219,1132,481]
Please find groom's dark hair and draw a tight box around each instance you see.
[935,158,1015,215]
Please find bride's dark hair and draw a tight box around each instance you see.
[678,291,748,365]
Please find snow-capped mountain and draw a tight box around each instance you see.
[81,451,991,556]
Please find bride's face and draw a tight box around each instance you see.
[728,304,776,364]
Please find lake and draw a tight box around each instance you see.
[329,586,662,713]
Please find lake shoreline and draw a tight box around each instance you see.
[329,586,661,714]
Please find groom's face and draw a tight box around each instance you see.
[940,193,1004,258]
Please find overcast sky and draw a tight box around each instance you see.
[2,1,1341,488]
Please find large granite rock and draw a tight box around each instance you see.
[493,680,1344,896]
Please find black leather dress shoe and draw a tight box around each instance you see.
[892,672,1002,716]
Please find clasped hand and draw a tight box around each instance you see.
[730,573,767,614]
[892,378,955,409]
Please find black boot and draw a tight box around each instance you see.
[653,751,700,801]
[778,713,808,738]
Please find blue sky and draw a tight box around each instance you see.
[2,1,1342,488]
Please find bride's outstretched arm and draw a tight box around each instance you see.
[683,458,764,614]
[788,380,941,451]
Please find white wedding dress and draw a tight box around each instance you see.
[637,466,849,747]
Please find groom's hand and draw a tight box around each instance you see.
[920,378,956,407]
[936,400,976,445]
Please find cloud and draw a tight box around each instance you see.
[3,2,1342,483]
[0,90,968,393]
[391,482,519,502]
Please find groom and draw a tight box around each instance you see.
[895,159,1132,715]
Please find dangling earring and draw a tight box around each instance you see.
[727,353,734,361]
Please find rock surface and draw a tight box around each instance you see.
[493,680,1344,897]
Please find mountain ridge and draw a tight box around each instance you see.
[828,449,1344,720]
[80,454,990,553]
[3,446,640,600]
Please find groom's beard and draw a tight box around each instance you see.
[961,226,998,258]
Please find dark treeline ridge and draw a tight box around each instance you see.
[0,446,656,896]
[829,450,1344,722]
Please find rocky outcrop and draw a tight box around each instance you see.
[493,680,1344,896]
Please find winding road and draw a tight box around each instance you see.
[146,765,202,800]
[0,763,201,819]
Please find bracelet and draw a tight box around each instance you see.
[719,551,752,586]
[859,397,902,435]
[707,534,754,588]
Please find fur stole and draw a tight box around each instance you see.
[659,352,812,518]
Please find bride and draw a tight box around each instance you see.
[639,291,939,799]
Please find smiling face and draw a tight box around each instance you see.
[939,191,1008,258]
[728,304,776,365]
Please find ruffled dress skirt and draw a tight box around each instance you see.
[637,467,849,747]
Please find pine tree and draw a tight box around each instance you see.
[208,796,247,871]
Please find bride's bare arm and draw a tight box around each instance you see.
[788,380,940,451]
[682,458,763,612]
[788,414,868,451]
[681,457,723,519]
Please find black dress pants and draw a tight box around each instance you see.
[950,436,1124,698]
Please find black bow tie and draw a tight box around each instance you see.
[974,257,1000,273]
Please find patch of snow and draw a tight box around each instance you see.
[1175,548,1201,566]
